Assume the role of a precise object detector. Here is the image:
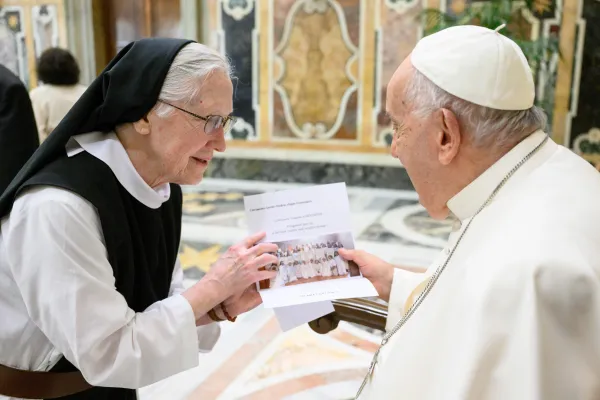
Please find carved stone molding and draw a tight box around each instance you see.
[573,127,600,164]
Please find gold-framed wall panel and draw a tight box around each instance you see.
[213,0,447,154]
[265,0,362,146]
[202,0,582,161]
[221,0,387,154]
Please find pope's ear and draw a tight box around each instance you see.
[132,114,151,135]
[438,108,461,165]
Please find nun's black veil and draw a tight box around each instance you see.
[0,37,193,218]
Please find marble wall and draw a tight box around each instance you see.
[5,0,593,188]
[570,0,600,166]
[201,0,420,189]
[199,0,598,188]
[206,157,414,190]
[221,0,257,141]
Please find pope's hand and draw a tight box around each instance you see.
[338,249,394,302]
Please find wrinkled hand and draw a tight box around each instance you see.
[205,231,278,299]
[221,284,263,318]
[338,248,394,302]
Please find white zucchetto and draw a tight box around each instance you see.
[410,24,535,111]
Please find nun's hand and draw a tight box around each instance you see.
[205,231,278,298]
[221,284,263,318]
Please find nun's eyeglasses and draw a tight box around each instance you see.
[157,99,237,134]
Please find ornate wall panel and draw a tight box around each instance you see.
[205,0,396,166]
[0,0,67,88]
[202,0,593,172]
[205,0,257,141]
[223,0,257,140]
[271,0,360,142]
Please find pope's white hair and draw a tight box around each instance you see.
[405,67,548,149]
[154,42,233,118]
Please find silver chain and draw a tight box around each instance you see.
[355,135,549,399]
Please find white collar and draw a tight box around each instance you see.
[447,130,554,222]
[66,132,171,209]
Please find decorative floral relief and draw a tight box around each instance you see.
[385,0,420,14]
[222,0,255,21]
[302,0,329,14]
[574,128,600,157]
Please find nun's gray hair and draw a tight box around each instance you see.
[154,42,232,118]
[405,67,548,150]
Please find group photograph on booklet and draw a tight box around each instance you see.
[245,182,378,308]
[258,231,360,290]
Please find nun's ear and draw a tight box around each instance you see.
[133,114,151,135]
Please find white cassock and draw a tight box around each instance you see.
[359,131,600,399]
[0,132,220,399]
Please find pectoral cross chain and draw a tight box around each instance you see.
[368,341,385,376]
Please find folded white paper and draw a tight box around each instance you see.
[273,301,335,332]
[244,182,377,308]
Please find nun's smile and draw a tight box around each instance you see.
[191,155,210,167]
[118,68,233,188]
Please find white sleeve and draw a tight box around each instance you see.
[385,268,427,332]
[169,258,221,352]
[4,188,200,389]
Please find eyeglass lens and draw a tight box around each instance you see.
[205,115,236,134]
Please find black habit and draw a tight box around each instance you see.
[0,65,39,195]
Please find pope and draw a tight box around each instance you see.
[340,25,600,400]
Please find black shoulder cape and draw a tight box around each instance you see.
[0,65,39,195]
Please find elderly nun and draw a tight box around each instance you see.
[0,38,277,400]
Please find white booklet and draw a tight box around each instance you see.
[244,182,378,309]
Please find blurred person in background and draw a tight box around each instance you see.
[29,47,87,142]
[0,64,39,194]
